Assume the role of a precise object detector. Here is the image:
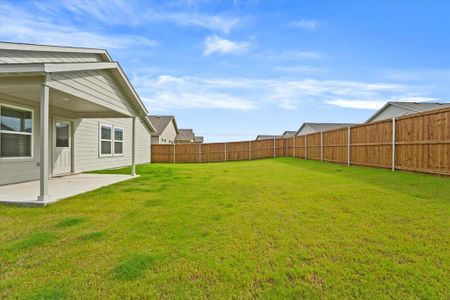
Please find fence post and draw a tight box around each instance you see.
[173,143,176,163]
[249,141,251,160]
[199,143,201,163]
[273,138,276,158]
[392,117,396,171]
[347,126,351,166]
[305,134,307,160]
[320,131,324,162]
[224,142,227,162]
[293,136,295,158]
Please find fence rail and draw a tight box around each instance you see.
[151,107,450,176]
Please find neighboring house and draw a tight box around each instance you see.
[366,101,450,123]
[296,123,356,136]
[282,131,296,138]
[256,135,282,140]
[148,115,178,144]
[194,136,204,143]
[0,42,155,200]
[175,129,195,143]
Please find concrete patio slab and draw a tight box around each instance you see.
[0,174,137,207]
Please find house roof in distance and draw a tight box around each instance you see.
[256,135,282,140]
[366,101,450,123]
[296,123,357,135]
[194,136,204,143]
[176,129,195,141]
[282,131,296,137]
[148,115,178,136]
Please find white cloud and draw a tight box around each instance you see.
[290,19,318,30]
[58,0,241,33]
[0,2,157,49]
[274,65,325,73]
[132,73,433,112]
[134,75,257,111]
[326,96,439,110]
[203,35,249,56]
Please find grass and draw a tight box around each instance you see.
[0,158,449,299]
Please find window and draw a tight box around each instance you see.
[55,121,70,147]
[100,125,112,156]
[0,104,33,158]
[114,128,123,155]
[99,124,124,157]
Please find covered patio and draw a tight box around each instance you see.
[1,43,154,205]
[0,173,135,206]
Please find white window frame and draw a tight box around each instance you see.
[113,127,124,156]
[98,123,125,157]
[0,103,34,160]
[99,123,113,157]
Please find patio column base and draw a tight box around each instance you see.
[37,195,51,202]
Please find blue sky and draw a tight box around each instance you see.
[1,0,450,141]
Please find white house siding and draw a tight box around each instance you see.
[0,102,150,185]
[47,70,136,117]
[0,98,41,185]
[153,120,177,144]
[369,105,414,122]
[73,117,150,173]
[0,50,102,64]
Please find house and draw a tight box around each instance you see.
[148,115,178,144]
[296,123,356,136]
[255,135,282,140]
[194,136,204,143]
[0,41,155,202]
[175,129,195,143]
[282,131,296,138]
[366,101,450,123]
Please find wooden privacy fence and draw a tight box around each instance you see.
[151,107,450,176]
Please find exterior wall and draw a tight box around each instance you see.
[0,98,41,185]
[73,117,150,173]
[159,120,177,144]
[46,70,136,116]
[297,125,318,135]
[0,50,102,64]
[0,97,151,185]
[369,105,414,122]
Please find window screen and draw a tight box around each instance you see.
[0,105,33,158]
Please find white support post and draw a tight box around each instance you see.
[305,134,307,160]
[131,116,136,176]
[293,137,295,158]
[347,126,351,166]
[392,117,396,171]
[320,131,324,162]
[38,84,50,201]
[273,138,276,158]
[224,142,227,162]
[249,141,251,160]
[173,143,176,163]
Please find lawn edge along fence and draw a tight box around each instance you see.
[151,107,450,176]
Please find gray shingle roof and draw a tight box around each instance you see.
[296,123,357,135]
[256,135,282,140]
[176,129,195,141]
[194,136,204,143]
[366,101,450,122]
[282,131,296,137]
[148,115,176,136]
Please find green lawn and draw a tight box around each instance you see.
[1,158,449,299]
